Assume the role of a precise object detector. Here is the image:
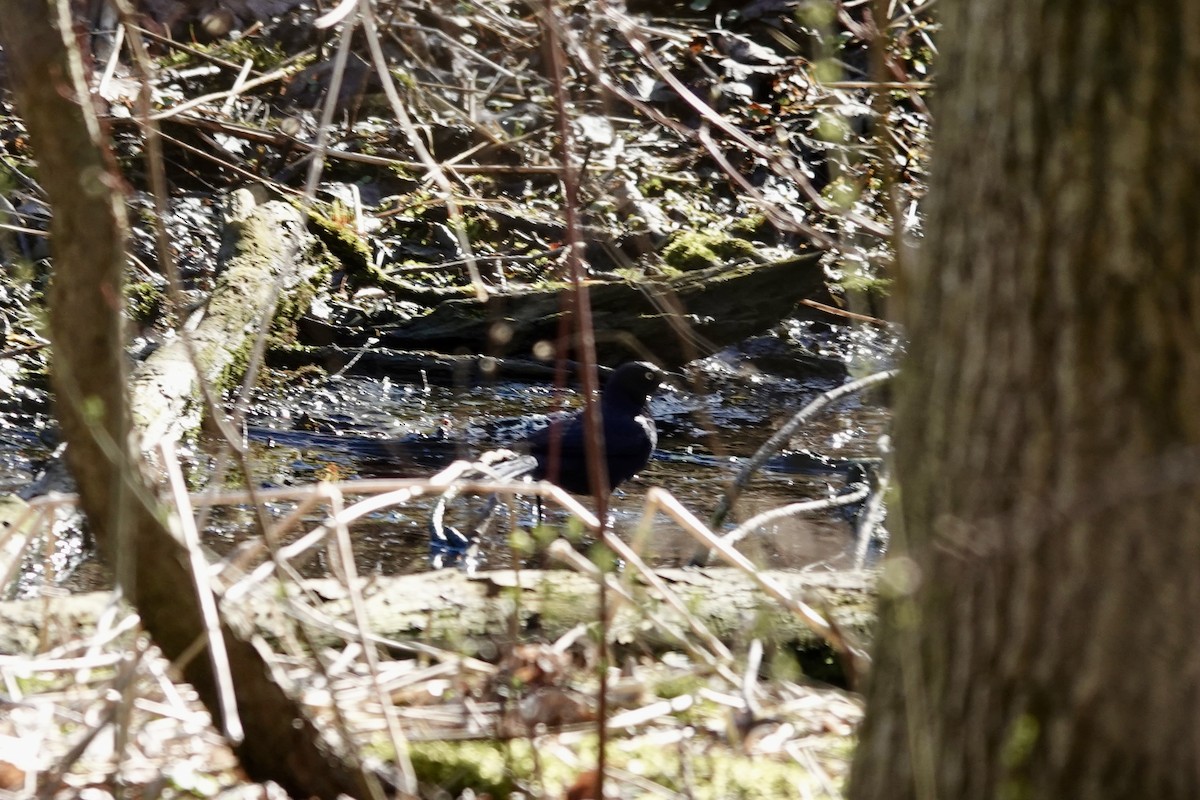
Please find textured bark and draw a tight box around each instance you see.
[849,2,1200,800]
[0,3,380,797]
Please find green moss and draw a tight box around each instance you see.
[462,211,500,242]
[305,203,372,273]
[702,232,752,260]
[392,69,418,91]
[272,250,325,334]
[390,730,835,799]
[653,672,705,699]
[207,37,288,71]
[838,269,892,297]
[155,49,193,70]
[124,281,164,324]
[728,213,769,239]
[612,266,652,281]
[213,234,333,391]
[156,37,307,77]
[217,331,256,393]
[662,230,759,271]
[406,741,518,797]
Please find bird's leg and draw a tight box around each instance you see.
[429,488,472,568]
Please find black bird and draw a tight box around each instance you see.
[526,361,664,495]
[427,362,664,566]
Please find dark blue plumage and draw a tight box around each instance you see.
[527,361,663,494]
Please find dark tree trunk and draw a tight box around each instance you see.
[850,2,1200,799]
[0,2,382,797]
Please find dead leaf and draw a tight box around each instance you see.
[0,760,25,791]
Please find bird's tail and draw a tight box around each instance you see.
[480,449,539,482]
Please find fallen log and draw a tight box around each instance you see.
[128,187,325,447]
[0,567,878,663]
[302,253,833,369]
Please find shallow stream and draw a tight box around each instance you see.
[202,320,894,577]
[5,320,895,595]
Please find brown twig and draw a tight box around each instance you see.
[801,297,890,326]
[541,3,612,791]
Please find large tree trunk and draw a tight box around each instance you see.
[0,3,382,797]
[850,3,1200,799]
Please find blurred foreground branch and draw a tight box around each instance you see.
[0,2,386,796]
